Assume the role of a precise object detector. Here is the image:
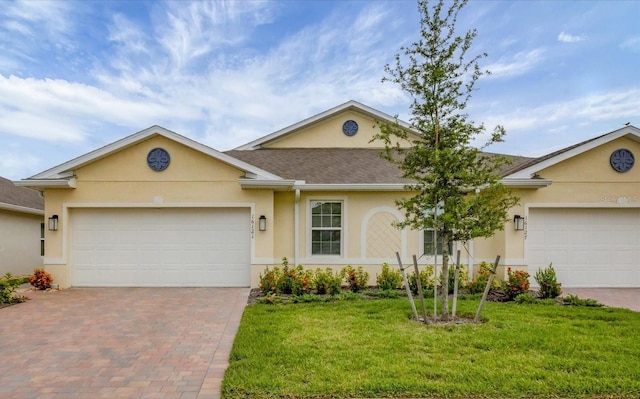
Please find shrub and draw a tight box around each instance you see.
[1,273,28,304]
[467,262,500,294]
[504,267,530,300]
[259,266,282,294]
[535,263,562,299]
[439,263,470,294]
[341,265,369,293]
[408,265,435,295]
[376,263,403,291]
[260,258,314,296]
[514,292,538,304]
[562,295,603,307]
[315,268,342,295]
[29,268,53,290]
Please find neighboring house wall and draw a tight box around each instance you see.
[0,210,42,276]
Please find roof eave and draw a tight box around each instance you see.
[0,202,44,216]
[297,183,408,191]
[501,178,553,188]
[239,179,297,191]
[15,178,77,189]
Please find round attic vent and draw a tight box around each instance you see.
[342,120,358,136]
[147,148,170,172]
[610,149,634,173]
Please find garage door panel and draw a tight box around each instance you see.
[526,208,640,288]
[70,208,251,287]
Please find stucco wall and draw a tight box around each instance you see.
[43,135,275,288]
[0,210,42,276]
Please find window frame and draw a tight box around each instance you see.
[307,198,346,257]
[421,228,454,257]
[40,222,45,257]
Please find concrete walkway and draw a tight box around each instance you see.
[0,287,249,399]
[561,288,640,312]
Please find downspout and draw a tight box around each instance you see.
[294,188,300,266]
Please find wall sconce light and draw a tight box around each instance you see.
[258,215,267,232]
[513,215,525,231]
[48,215,59,231]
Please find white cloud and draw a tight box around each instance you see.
[485,49,545,78]
[0,151,41,181]
[620,36,640,52]
[558,31,586,43]
[474,88,640,152]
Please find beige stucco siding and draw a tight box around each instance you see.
[43,135,275,288]
[495,137,640,279]
[263,111,384,149]
[0,210,43,276]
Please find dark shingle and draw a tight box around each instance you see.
[225,148,533,184]
[0,176,44,210]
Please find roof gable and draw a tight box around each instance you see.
[234,100,414,150]
[504,125,640,179]
[23,125,283,182]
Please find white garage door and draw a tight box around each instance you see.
[70,208,251,287]
[526,208,640,287]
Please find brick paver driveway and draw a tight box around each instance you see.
[0,287,249,399]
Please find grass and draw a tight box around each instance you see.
[222,297,640,398]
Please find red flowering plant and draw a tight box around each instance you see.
[504,267,530,300]
[341,265,369,293]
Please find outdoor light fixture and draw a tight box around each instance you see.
[258,215,267,232]
[513,215,525,231]
[48,215,59,231]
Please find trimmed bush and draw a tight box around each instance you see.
[504,267,530,300]
[535,263,562,299]
[29,268,53,290]
[408,265,435,295]
[376,263,403,291]
[341,265,369,293]
[314,268,342,295]
[467,262,500,294]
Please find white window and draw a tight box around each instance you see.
[310,201,342,255]
[423,229,453,256]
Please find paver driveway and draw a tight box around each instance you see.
[0,287,249,399]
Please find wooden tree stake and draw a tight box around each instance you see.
[474,255,500,323]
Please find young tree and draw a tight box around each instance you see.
[374,0,518,320]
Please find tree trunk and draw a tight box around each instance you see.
[441,233,450,320]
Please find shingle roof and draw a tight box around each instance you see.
[0,176,44,211]
[225,148,412,184]
[225,148,534,184]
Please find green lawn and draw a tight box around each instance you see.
[222,297,640,398]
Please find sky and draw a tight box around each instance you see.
[1,0,639,181]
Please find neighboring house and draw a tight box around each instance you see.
[16,101,640,288]
[0,176,44,276]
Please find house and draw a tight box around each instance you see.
[0,176,44,276]
[15,101,640,288]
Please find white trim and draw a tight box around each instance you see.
[360,206,407,260]
[0,202,44,215]
[15,178,77,189]
[24,125,283,181]
[525,202,640,210]
[506,126,640,179]
[234,100,412,150]
[306,196,348,259]
[297,183,407,191]
[43,257,66,265]
[239,179,296,190]
[501,178,552,188]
